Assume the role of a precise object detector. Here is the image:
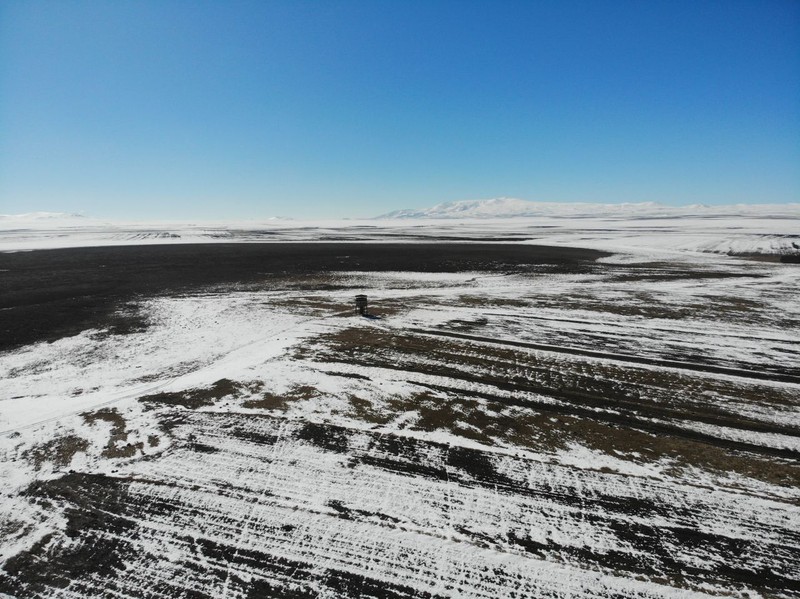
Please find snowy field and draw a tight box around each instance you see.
[2,200,800,259]
[1,210,799,597]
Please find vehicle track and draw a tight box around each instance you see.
[0,311,346,438]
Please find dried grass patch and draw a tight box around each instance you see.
[242,385,319,411]
[23,435,88,470]
[82,408,142,459]
[139,378,252,409]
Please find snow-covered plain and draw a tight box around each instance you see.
[2,200,800,258]
[1,209,799,597]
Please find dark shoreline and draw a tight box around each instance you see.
[0,242,608,352]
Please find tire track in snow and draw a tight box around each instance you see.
[0,311,344,438]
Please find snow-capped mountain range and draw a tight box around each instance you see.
[379,198,800,219]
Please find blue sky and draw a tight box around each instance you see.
[1,0,798,219]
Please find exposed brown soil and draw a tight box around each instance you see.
[242,385,319,411]
[23,435,88,471]
[139,378,247,410]
[82,408,142,459]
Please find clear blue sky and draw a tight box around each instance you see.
[1,0,798,219]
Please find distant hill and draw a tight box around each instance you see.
[377,198,800,219]
[0,211,88,221]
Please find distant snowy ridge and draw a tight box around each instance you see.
[379,198,800,219]
[0,211,89,221]
[1,203,798,256]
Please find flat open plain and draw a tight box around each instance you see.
[1,242,799,598]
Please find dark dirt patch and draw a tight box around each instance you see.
[191,443,219,454]
[0,473,139,596]
[89,303,150,339]
[0,520,32,546]
[140,378,244,409]
[83,408,142,459]
[326,499,353,519]
[438,316,489,331]
[0,242,606,351]
[322,370,371,381]
[242,385,318,411]
[243,393,292,411]
[23,435,89,471]
[229,427,280,446]
[341,395,392,425]
[296,422,350,453]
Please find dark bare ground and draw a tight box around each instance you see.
[139,378,248,410]
[0,243,606,351]
[0,474,161,597]
[0,467,448,599]
[82,408,143,459]
[243,385,319,410]
[22,435,89,471]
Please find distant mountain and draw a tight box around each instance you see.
[377,198,800,219]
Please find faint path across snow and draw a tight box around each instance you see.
[0,312,349,438]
